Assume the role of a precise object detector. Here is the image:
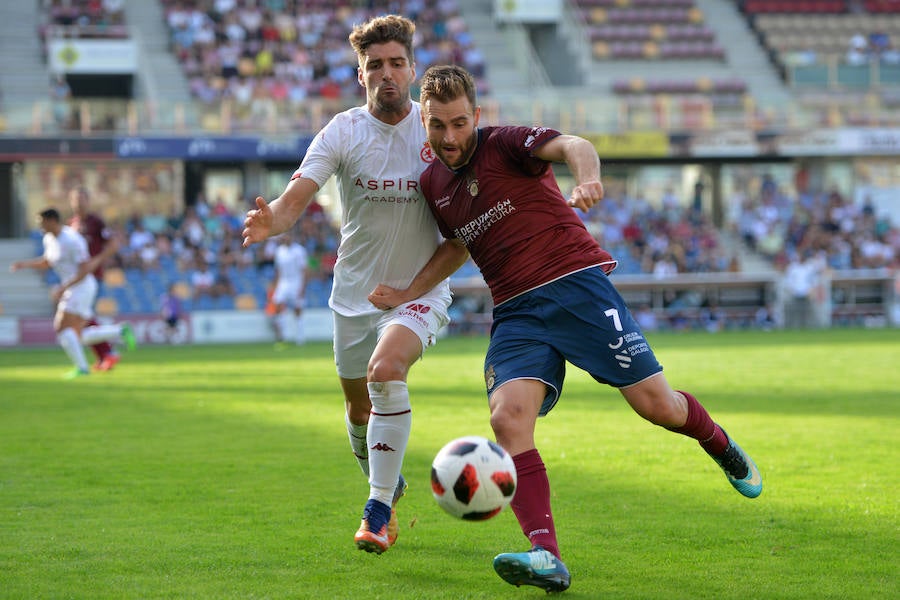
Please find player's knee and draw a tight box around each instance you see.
[367,356,408,383]
[637,392,683,427]
[489,401,526,440]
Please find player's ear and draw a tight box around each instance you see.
[357,66,364,87]
[473,105,481,127]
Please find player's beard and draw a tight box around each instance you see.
[436,129,478,170]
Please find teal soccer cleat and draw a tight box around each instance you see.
[713,430,762,498]
[493,547,571,593]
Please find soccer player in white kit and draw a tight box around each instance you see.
[10,208,135,378]
[241,15,468,554]
[271,233,309,345]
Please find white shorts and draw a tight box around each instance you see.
[333,299,450,379]
[57,276,98,320]
[272,280,304,309]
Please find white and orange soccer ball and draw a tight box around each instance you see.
[430,435,517,520]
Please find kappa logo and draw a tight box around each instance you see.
[523,127,549,148]
[403,303,431,314]
[370,442,396,452]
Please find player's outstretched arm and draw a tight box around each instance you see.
[10,256,50,272]
[534,134,604,212]
[242,177,319,247]
[368,238,469,310]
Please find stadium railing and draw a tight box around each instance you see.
[449,269,899,332]
[5,92,900,137]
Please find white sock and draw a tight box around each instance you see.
[81,323,123,346]
[366,380,410,506]
[277,311,292,341]
[345,412,369,477]
[58,327,88,371]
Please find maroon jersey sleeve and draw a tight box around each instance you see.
[423,126,615,306]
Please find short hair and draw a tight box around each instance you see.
[419,65,477,107]
[349,14,415,65]
[39,208,61,222]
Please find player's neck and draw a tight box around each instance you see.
[369,101,412,126]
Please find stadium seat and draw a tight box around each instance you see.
[172,281,192,300]
[235,294,257,310]
[95,297,119,317]
[103,267,126,288]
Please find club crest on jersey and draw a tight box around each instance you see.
[421,142,436,163]
[467,177,479,197]
[484,364,496,390]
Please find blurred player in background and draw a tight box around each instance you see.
[371,65,762,593]
[68,186,123,370]
[271,232,309,346]
[11,208,135,378]
[241,15,468,554]
[160,282,183,344]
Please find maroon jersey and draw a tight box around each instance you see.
[421,126,616,306]
[69,212,111,278]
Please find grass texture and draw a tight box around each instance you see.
[0,329,897,599]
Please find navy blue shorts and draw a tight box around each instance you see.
[484,267,663,415]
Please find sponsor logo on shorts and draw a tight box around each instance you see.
[610,331,651,369]
[397,303,431,328]
[403,303,431,314]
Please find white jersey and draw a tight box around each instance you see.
[293,101,451,316]
[44,225,98,318]
[274,242,308,285]
[44,225,92,284]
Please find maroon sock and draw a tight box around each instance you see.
[509,449,560,559]
[670,390,728,456]
[93,341,112,359]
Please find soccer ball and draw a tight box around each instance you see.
[430,435,517,521]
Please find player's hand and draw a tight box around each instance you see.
[567,180,604,212]
[242,197,273,247]
[50,285,63,303]
[368,284,406,311]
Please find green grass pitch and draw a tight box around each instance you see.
[1,329,897,599]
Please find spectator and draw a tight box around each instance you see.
[160,283,183,343]
[782,250,825,329]
[191,261,216,299]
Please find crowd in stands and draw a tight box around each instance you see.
[733,175,899,271]
[161,0,487,122]
[28,181,897,335]
[578,191,736,278]
[35,193,341,315]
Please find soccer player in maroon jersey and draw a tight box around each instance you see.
[68,186,125,370]
[369,65,762,593]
